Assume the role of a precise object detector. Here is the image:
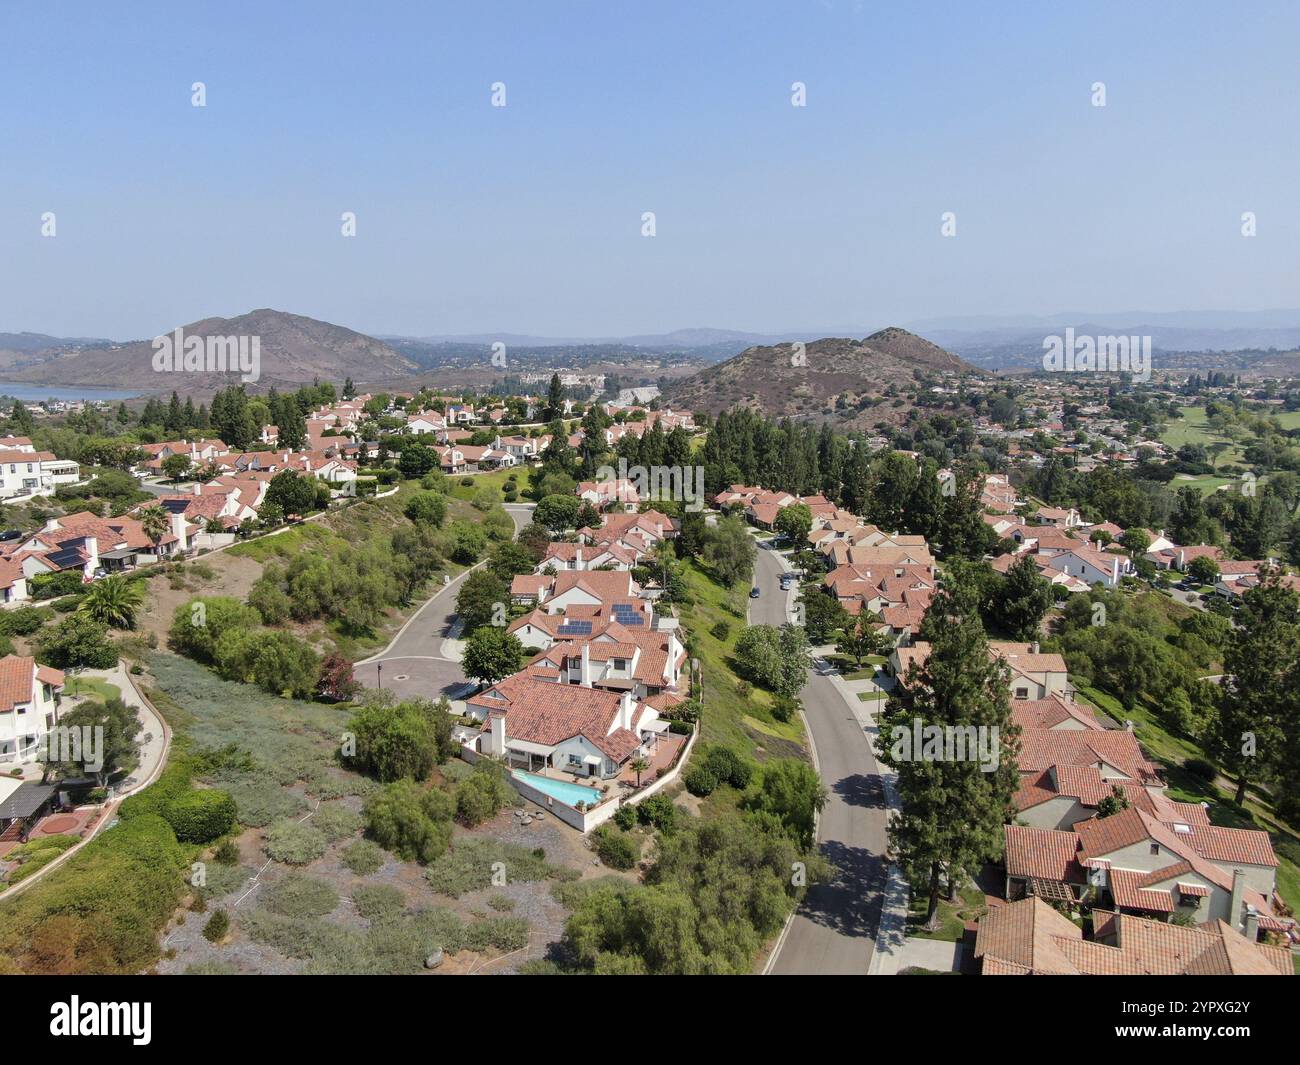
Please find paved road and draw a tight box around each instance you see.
[754,543,890,975]
[354,504,533,702]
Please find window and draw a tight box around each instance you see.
[1149,843,1160,856]
[567,754,582,767]
[1015,687,1029,699]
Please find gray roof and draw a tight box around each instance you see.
[0,782,57,820]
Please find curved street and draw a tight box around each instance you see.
[354,502,533,703]
[753,542,892,975]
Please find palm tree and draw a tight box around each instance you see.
[78,574,145,629]
[630,757,650,788]
[138,505,170,552]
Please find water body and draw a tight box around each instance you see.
[0,382,143,402]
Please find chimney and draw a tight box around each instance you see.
[1230,869,1247,932]
[1030,641,1040,654]
[192,482,202,497]
[580,643,592,688]
[489,712,506,756]
[1244,905,1260,941]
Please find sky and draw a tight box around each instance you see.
[2,0,1299,341]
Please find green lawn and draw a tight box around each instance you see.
[446,468,519,502]
[906,880,987,942]
[1160,406,1247,486]
[857,691,887,702]
[64,677,122,702]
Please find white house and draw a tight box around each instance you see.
[0,655,65,766]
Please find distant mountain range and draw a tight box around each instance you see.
[661,328,977,428]
[4,309,1300,395]
[903,310,1300,371]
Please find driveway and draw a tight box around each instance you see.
[752,543,891,975]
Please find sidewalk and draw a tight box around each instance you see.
[0,660,171,902]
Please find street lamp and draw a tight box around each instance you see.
[376,661,383,690]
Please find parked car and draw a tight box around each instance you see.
[749,587,760,598]
[0,529,21,542]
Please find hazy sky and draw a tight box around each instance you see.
[3,0,1298,340]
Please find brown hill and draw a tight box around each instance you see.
[661,327,978,425]
[5,309,418,394]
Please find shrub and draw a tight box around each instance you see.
[165,789,237,844]
[313,803,364,843]
[593,825,639,870]
[262,819,328,865]
[424,839,556,897]
[683,765,718,797]
[197,863,252,900]
[703,746,753,789]
[613,804,637,831]
[635,794,679,832]
[709,619,731,641]
[0,814,186,974]
[363,780,454,863]
[341,839,385,876]
[213,839,240,865]
[488,894,515,912]
[353,883,405,921]
[202,910,230,943]
[263,873,340,918]
[463,916,529,952]
[1183,757,1217,783]
[455,764,515,826]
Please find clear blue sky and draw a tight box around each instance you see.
[2,0,1298,340]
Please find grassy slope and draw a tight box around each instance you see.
[676,558,806,760]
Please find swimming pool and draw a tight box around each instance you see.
[511,769,603,808]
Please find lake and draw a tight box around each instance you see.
[0,382,143,402]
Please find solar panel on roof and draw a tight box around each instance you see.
[557,621,593,636]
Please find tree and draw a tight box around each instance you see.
[774,503,812,547]
[798,587,849,644]
[534,494,582,532]
[1186,556,1220,586]
[77,575,146,630]
[348,698,450,782]
[630,757,651,787]
[700,516,756,588]
[462,626,525,684]
[449,521,488,564]
[160,453,192,482]
[1119,527,1151,560]
[398,442,437,479]
[994,554,1054,641]
[744,758,826,849]
[544,373,565,422]
[36,614,118,670]
[316,653,361,702]
[1207,572,1297,805]
[264,470,318,517]
[878,584,1020,929]
[836,611,890,668]
[403,491,446,528]
[1096,786,1130,819]
[137,505,170,549]
[455,570,508,633]
[43,697,141,787]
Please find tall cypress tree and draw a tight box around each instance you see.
[878,577,1020,927]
